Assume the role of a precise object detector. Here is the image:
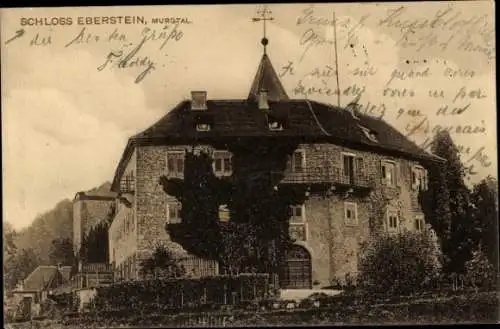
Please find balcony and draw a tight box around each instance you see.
[270,167,373,190]
[119,177,135,194]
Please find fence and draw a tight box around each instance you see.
[178,256,219,278]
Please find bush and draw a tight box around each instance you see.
[92,273,272,312]
[358,229,443,296]
[465,249,496,290]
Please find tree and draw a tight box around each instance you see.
[4,248,40,291]
[160,144,298,276]
[358,230,443,296]
[80,221,109,263]
[3,221,17,258]
[139,244,185,279]
[422,130,473,274]
[420,162,452,267]
[465,248,496,290]
[49,237,75,266]
[470,176,499,272]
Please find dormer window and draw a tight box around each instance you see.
[358,124,378,143]
[196,123,211,132]
[268,120,283,131]
[258,90,269,111]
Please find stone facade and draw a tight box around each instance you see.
[282,143,428,286]
[73,192,116,256]
[108,141,428,287]
[108,147,218,281]
[108,150,138,280]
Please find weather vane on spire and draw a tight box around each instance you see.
[252,5,274,54]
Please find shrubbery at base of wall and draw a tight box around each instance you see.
[358,230,443,296]
[91,273,275,312]
[53,291,498,327]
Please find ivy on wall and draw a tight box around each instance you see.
[159,140,304,276]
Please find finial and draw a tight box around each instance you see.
[252,5,274,54]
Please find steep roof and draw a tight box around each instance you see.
[110,54,443,192]
[20,266,57,291]
[248,54,289,102]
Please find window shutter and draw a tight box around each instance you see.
[424,169,429,190]
[355,157,364,176]
[395,163,401,186]
[381,161,386,184]
[411,169,416,190]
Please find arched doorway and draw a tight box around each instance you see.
[281,244,312,289]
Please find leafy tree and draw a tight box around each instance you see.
[4,248,40,291]
[80,221,109,263]
[470,176,499,271]
[49,237,75,266]
[358,230,443,296]
[3,221,17,258]
[465,248,496,290]
[139,244,185,279]
[420,162,452,269]
[422,131,473,274]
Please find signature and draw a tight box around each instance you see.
[97,37,156,84]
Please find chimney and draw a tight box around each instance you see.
[258,89,269,112]
[191,91,207,110]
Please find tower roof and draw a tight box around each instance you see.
[247,54,289,102]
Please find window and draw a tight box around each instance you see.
[381,161,396,186]
[289,205,307,241]
[290,205,305,223]
[213,151,232,175]
[196,123,211,131]
[268,120,284,131]
[412,166,428,191]
[344,202,358,225]
[166,151,184,176]
[218,204,230,222]
[386,209,399,233]
[415,216,425,231]
[342,153,355,177]
[167,202,182,224]
[358,124,378,143]
[291,150,306,172]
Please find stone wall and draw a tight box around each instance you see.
[73,201,82,256]
[135,145,195,253]
[288,143,428,286]
[108,150,137,280]
[113,141,428,286]
[74,198,114,256]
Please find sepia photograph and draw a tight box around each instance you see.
[2,2,498,327]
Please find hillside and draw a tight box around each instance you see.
[13,182,111,264]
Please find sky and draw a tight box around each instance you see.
[1,2,496,230]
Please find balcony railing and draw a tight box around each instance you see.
[271,167,373,189]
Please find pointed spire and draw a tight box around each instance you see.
[248,54,289,102]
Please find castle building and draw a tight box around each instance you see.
[73,190,116,257]
[107,32,442,289]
